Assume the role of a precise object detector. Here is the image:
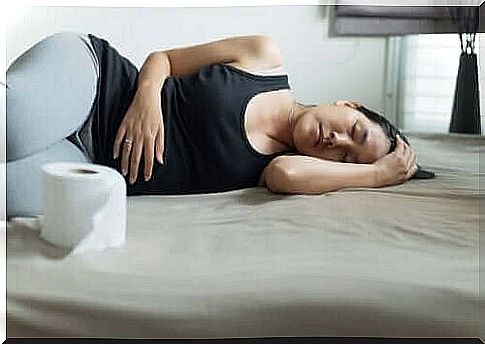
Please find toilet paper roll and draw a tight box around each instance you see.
[40,162,126,255]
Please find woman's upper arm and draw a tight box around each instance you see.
[262,155,378,194]
[162,35,283,77]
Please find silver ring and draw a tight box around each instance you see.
[124,139,133,145]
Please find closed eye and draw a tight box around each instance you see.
[342,119,358,162]
[351,119,357,141]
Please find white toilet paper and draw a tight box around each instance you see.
[40,162,126,255]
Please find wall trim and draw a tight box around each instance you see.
[384,36,403,129]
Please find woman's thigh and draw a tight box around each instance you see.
[7,32,99,162]
[6,138,92,220]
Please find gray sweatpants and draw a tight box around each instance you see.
[6,32,100,219]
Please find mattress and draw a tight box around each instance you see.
[6,132,482,338]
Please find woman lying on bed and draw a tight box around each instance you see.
[6,32,434,217]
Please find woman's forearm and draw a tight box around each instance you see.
[287,164,378,194]
[137,51,171,93]
[267,156,378,195]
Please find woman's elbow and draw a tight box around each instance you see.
[265,162,294,194]
[265,162,324,195]
[265,160,337,195]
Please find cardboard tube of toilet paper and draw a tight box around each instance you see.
[40,162,126,254]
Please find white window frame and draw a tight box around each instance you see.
[384,36,403,130]
[386,33,483,135]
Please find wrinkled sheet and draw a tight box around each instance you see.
[7,132,482,338]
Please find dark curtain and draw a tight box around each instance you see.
[332,6,456,36]
[448,6,481,134]
[331,4,485,36]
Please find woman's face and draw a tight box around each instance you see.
[291,101,390,163]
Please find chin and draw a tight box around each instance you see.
[295,142,313,156]
[303,148,324,159]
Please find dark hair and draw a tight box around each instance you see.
[355,105,435,179]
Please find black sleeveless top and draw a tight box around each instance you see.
[86,34,292,196]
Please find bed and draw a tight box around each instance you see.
[6,132,482,338]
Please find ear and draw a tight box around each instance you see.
[333,100,361,109]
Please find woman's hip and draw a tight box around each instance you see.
[6,31,100,161]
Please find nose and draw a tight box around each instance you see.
[324,131,351,148]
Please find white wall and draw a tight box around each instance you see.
[6,5,388,110]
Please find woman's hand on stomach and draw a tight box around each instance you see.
[113,84,164,184]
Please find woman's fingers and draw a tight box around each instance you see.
[113,124,127,159]
[396,135,404,154]
[407,150,416,171]
[143,133,155,181]
[398,135,417,180]
[129,138,144,184]
[116,125,164,184]
[144,124,165,181]
[396,135,412,181]
[156,122,164,164]
[121,138,133,176]
[407,163,418,179]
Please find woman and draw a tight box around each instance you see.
[6,32,434,218]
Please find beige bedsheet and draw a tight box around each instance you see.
[7,132,483,338]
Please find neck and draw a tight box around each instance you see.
[268,100,307,151]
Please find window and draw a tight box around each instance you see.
[398,33,483,134]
